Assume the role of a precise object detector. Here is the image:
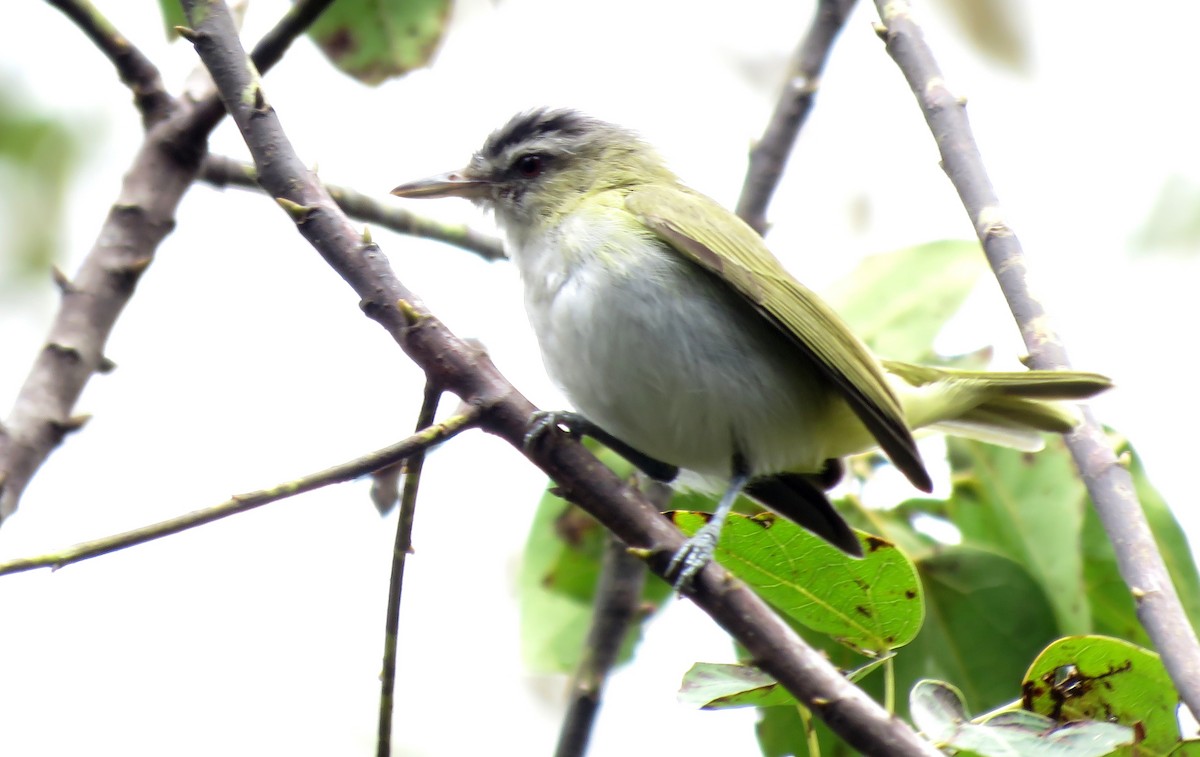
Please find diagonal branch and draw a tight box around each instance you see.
[200,154,505,262]
[0,0,338,523]
[177,2,940,753]
[0,406,479,577]
[43,0,174,125]
[872,0,1200,718]
[736,0,858,233]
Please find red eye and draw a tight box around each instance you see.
[515,154,544,178]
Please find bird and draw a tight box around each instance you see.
[391,108,1111,588]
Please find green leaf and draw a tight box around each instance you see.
[518,445,669,673]
[911,679,1133,757]
[1130,173,1200,255]
[945,436,1091,635]
[672,511,923,656]
[157,0,187,39]
[903,547,1059,716]
[0,85,84,286]
[677,662,797,709]
[1023,636,1179,755]
[928,0,1032,74]
[825,239,985,362]
[306,0,451,85]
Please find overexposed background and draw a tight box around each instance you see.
[0,1,1196,754]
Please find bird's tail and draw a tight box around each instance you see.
[883,360,1113,451]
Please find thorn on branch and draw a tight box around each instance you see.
[275,197,316,223]
[395,298,423,327]
[50,414,92,436]
[52,266,76,294]
[46,342,82,363]
[361,225,373,245]
[174,26,200,42]
[97,356,118,374]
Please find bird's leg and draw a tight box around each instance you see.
[524,410,680,482]
[667,456,751,591]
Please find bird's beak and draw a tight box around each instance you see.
[391,169,490,200]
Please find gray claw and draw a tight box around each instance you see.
[667,524,721,591]
[523,410,564,451]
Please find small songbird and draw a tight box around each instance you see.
[392,108,1111,588]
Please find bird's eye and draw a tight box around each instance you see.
[514,154,545,178]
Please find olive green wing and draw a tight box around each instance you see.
[626,185,932,492]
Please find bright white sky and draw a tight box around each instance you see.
[1,1,1198,755]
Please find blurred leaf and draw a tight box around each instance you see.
[826,239,985,362]
[678,662,797,709]
[945,436,1090,634]
[929,0,1032,74]
[1130,174,1200,255]
[911,678,1133,756]
[306,0,451,85]
[0,84,83,287]
[904,547,1059,716]
[1023,636,1177,755]
[157,0,187,39]
[756,705,815,757]
[518,444,669,673]
[672,511,923,656]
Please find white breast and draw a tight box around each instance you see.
[506,207,849,479]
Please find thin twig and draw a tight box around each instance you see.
[43,0,174,125]
[178,3,940,753]
[377,383,442,757]
[872,0,1200,719]
[736,0,858,233]
[200,154,506,262]
[554,479,667,757]
[0,0,337,523]
[0,407,479,577]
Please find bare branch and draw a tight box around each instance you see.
[554,479,665,757]
[177,2,939,753]
[200,154,506,262]
[873,0,1200,718]
[43,0,174,125]
[0,407,479,577]
[736,0,858,233]
[377,382,442,757]
[0,0,337,522]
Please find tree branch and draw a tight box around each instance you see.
[873,0,1200,718]
[177,2,939,753]
[43,0,174,125]
[0,407,479,577]
[554,479,666,757]
[377,382,442,757]
[0,0,338,523]
[736,0,858,233]
[200,154,506,262]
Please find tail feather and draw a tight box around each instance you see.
[883,359,1111,450]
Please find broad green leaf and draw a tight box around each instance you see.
[518,444,668,672]
[306,0,451,85]
[672,511,923,656]
[946,436,1090,635]
[903,547,1059,715]
[826,239,985,362]
[1023,636,1179,755]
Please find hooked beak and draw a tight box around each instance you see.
[390,169,491,200]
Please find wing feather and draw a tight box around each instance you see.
[626,185,932,491]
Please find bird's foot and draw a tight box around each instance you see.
[667,521,722,591]
[523,410,584,451]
